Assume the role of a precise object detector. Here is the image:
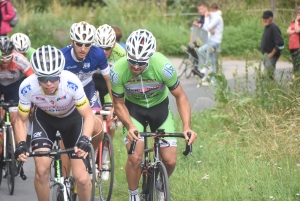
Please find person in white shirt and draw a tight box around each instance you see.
[198,2,223,84]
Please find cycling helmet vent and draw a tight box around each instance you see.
[0,37,15,55]
[11,33,31,54]
[71,21,95,44]
[95,24,116,48]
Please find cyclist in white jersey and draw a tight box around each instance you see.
[14,45,95,201]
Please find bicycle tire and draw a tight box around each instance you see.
[89,144,96,201]
[6,127,15,195]
[177,54,188,78]
[68,176,77,201]
[185,63,193,79]
[149,162,170,201]
[0,153,3,186]
[52,184,65,201]
[97,133,114,201]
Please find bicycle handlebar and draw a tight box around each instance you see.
[16,147,83,177]
[128,130,192,156]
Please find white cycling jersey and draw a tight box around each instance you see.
[18,70,89,118]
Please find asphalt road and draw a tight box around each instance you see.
[0,58,292,200]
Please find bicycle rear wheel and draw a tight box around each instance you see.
[177,54,188,78]
[52,184,65,201]
[149,162,170,201]
[97,133,114,201]
[6,127,15,195]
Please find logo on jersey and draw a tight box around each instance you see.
[57,95,67,101]
[66,65,77,69]
[162,63,175,79]
[20,84,31,96]
[67,81,78,91]
[33,132,42,138]
[35,97,45,101]
[110,69,118,85]
[90,91,98,107]
[83,63,90,69]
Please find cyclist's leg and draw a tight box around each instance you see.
[148,98,177,177]
[32,107,56,201]
[4,80,21,128]
[60,109,91,201]
[84,80,104,150]
[124,100,147,200]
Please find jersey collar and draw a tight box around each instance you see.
[71,48,86,63]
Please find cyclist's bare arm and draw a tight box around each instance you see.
[113,96,139,142]
[15,111,29,144]
[103,73,114,120]
[170,83,197,144]
[76,104,95,139]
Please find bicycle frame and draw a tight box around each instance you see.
[2,107,16,164]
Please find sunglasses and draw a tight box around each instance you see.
[127,57,149,67]
[74,41,92,48]
[100,47,112,51]
[0,54,12,61]
[38,76,60,83]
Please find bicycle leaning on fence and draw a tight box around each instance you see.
[128,129,192,201]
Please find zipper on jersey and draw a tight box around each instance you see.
[139,75,149,108]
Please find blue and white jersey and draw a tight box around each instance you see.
[61,45,109,87]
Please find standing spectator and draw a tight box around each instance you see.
[111,25,126,50]
[261,10,284,80]
[0,0,15,36]
[286,7,300,78]
[192,1,208,29]
[198,2,223,85]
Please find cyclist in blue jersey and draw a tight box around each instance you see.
[61,21,112,174]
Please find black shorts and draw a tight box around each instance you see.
[93,74,108,105]
[31,107,83,158]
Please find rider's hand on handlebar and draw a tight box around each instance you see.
[126,128,140,143]
[108,107,117,121]
[75,135,91,159]
[183,129,197,145]
[14,141,29,162]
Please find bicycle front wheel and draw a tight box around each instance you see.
[149,162,170,201]
[6,127,16,195]
[52,184,65,201]
[89,144,96,201]
[97,133,114,201]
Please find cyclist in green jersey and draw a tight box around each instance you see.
[110,29,198,201]
[93,24,126,180]
[11,33,36,61]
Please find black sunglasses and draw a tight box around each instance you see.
[100,47,112,51]
[127,58,149,67]
[74,41,92,48]
[38,76,60,83]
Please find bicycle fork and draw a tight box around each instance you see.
[51,157,69,200]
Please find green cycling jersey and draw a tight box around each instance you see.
[110,52,179,108]
[25,47,36,62]
[108,43,126,66]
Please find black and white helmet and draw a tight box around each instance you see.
[30,45,65,76]
[95,24,116,48]
[126,29,156,60]
[0,36,14,55]
[11,33,31,54]
[71,21,96,44]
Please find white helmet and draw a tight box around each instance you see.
[30,45,65,76]
[95,24,116,48]
[126,29,156,60]
[71,21,96,44]
[69,23,77,40]
[11,33,31,53]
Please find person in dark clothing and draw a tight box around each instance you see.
[261,10,284,79]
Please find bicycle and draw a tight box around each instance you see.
[128,129,192,201]
[17,132,95,201]
[0,100,19,195]
[93,103,115,201]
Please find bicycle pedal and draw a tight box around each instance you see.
[20,174,27,180]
